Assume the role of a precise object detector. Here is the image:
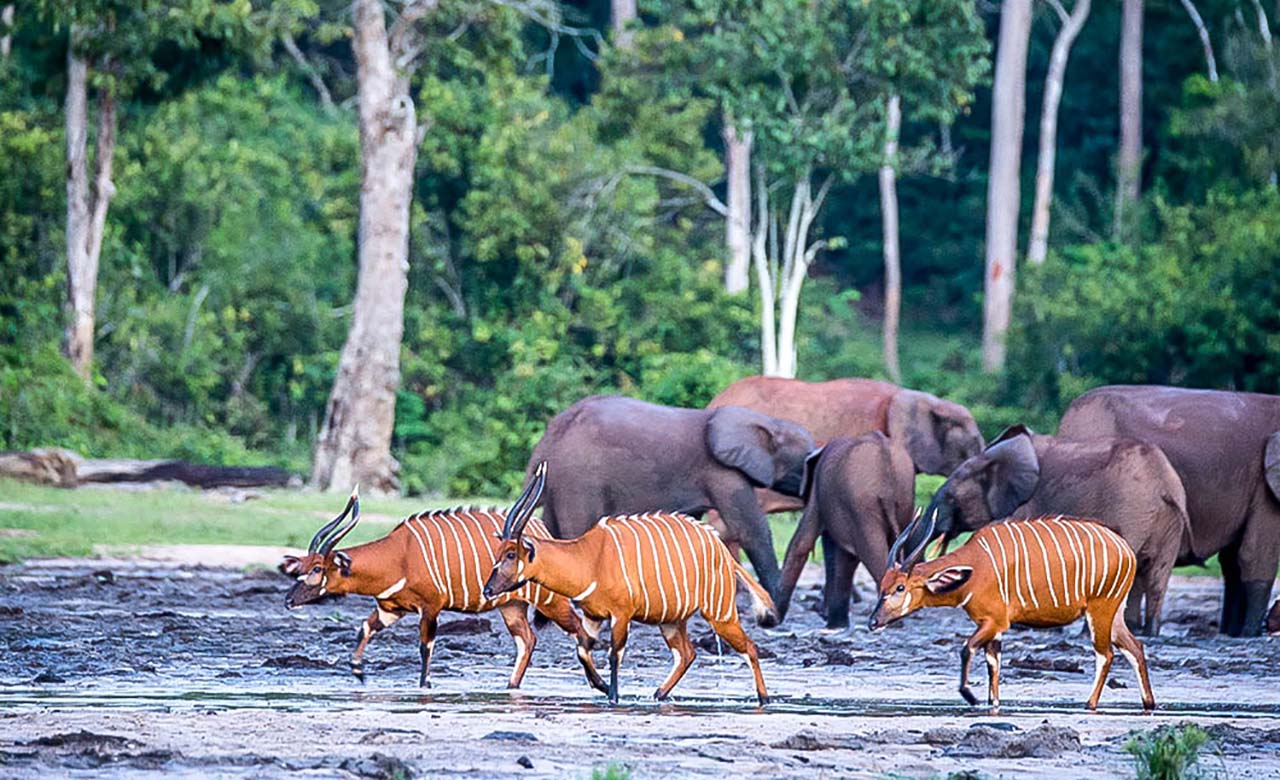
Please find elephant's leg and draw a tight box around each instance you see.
[775,504,824,622]
[1124,569,1146,634]
[1219,545,1244,636]
[716,486,782,601]
[824,548,857,630]
[810,531,839,616]
[1236,511,1280,638]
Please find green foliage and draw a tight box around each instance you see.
[0,344,261,467]
[1124,724,1216,780]
[588,763,632,780]
[1009,190,1280,413]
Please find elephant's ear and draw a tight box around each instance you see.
[706,406,773,487]
[983,434,1040,519]
[799,446,826,502]
[1265,432,1280,501]
[989,423,1034,447]
[888,390,944,475]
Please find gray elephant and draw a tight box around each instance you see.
[923,425,1190,635]
[1058,385,1280,636]
[774,433,915,628]
[527,395,817,602]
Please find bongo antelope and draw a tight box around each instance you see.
[870,510,1156,711]
[483,462,777,705]
[281,487,606,693]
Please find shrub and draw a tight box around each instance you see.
[1124,723,1217,780]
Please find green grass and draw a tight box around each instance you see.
[0,475,1229,577]
[0,478,497,563]
[589,764,632,780]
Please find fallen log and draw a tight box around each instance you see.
[0,448,299,490]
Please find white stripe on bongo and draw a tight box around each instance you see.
[458,509,488,604]
[667,515,700,619]
[601,523,636,602]
[439,513,472,605]
[1010,524,1040,609]
[976,537,1008,605]
[625,521,653,617]
[410,517,447,595]
[1037,519,1070,605]
[651,514,688,619]
[637,516,672,621]
[402,517,441,593]
[421,514,459,606]
[1025,522,1059,608]
[992,526,1024,608]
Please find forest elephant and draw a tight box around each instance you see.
[774,433,916,629]
[1057,385,1280,637]
[708,377,984,513]
[526,395,817,601]
[708,376,984,615]
[921,425,1190,636]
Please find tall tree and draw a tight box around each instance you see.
[1028,0,1091,266]
[1115,0,1143,234]
[722,119,752,294]
[1178,0,1217,83]
[46,1,251,380]
[2,5,13,59]
[981,0,1033,372]
[63,24,116,380]
[611,0,636,47]
[879,94,902,383]
[310,0,428,494]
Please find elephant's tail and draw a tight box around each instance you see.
[733,559,780,628]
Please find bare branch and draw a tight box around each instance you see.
[1178,0,1218,82]
[1044,0,1070,25]
[623,165,729,217]
[282,32,335,109]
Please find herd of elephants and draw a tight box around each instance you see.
[528,378,1280,638]
[284,378,1280,708]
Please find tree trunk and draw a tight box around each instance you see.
[1028,0,1091,266]
[1115,0,1143,235]
[723,119,752,295]
[751,164,778,375]
[64,35,117,381]
[1178,0,1217,83]
[981,0,1033,372]
[880,94,902,383]
[611,0,637,48]
[311,0,420,494]
[2,5,14,59]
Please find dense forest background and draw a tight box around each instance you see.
[2,0,1278,496]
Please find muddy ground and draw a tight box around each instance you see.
[2,554,1279,779]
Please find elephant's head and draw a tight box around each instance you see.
[925,425,1040,542]
[706,405,818,498]
[887,390,985,475]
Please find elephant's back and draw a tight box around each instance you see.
[540,395,704,446]
[707,376,898,443]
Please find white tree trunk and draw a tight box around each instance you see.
[1028,0,1091,266]
[611,0,636,48]
[723,120,752,295]
[311,0,420,494]
[1115,0,1143,234]
[2,5,14,59]
[880,94,902,383]
[982,0,1033,372]
[1178,0,1217,82]
[751,164,778,376]
[64,35,116,381]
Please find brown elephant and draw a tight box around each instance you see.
[708,376,984,616]
[922,425,1191,636]
[1057,385,1280,637]
[526,395,817,602]
[774,433,916,628]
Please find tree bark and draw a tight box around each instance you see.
[981,0,1033,372]
[64,33,117,381]
[723,120,752,295]
[2,5,14,59]
[1115,0,1143,235]
[1178,0,1217,83]
[611,0,636,48]
[311,0,423,494]
[751,164,778,376]
[1028,0,1091,266]
[880,94,902,383]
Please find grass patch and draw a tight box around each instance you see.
[589,764,632,780]
[1125,723,1219,780]
[0,478,496,563]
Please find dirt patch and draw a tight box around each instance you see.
[0,561,1277,779]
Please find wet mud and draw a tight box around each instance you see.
[2,557,1279,778]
